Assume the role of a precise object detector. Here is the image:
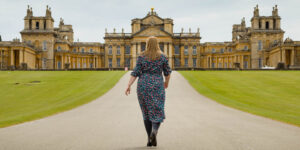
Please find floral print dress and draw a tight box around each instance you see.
[131,54,172,123]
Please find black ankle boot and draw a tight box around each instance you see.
[147,136,152,147]
[150,132,157,146]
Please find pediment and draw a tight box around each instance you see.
[133,27,171,37]
[142,15,163,25]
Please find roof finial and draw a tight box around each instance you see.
[151,8,154,13]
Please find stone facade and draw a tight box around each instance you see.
[0,5,299,70]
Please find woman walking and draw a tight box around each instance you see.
[125,36,172,147]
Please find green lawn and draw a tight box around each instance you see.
[179,71,300,126]
[0,71,126,128]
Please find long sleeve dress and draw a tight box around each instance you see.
[131,54,172,123]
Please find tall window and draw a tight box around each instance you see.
[193,58,196,67]
[43,41,47,51]
[125,45,130,54]
[244,46,248,50]
[174,58,180,67]
[73,58,76,68]
[258,40,262,50]
[108,58,112,68]
[228,48,232,52]
[73,48,76,53]
[218,63,222,68]
[117,58,120,67]
[174,45,180,55]
[184,58,188,67]
[141,43,146,52]
[192,46,197,55]
[159,43,164,52]
[108,46,112,55]
[125,58,130,67]
[36,22,39,29]
[258,58,262,68]
[83,58,86,68]
[57,61,61,69]
[266,21,269,29]
[90,62,93,68]
[117,46,120,55]
[42,58,47,69]
[184,45,188,55]
[224,63,227,68]
[244,61,248,69]
[77,58,80,68]
[212,63,215,68]
[44,20,46,29]
[57,46,61,51]
[90,48,93,53]
[81,48,85,53]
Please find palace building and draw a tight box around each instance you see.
[0,5,299,70]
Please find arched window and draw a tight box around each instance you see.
[244,46,248,50]
[184,45,188,55]
[117,46,120,55]
[90,48,93,53]
[108,46,112,55]
[81,48,85,53]
[192,46,197,55]
[73,48,76,53]
[57,46,61,51]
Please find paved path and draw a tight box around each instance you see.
[1,71,300,150]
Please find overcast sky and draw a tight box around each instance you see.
[0,0,299,43]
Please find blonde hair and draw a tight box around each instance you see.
[141,36,163,60]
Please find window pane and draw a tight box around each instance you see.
[174,45,180,54]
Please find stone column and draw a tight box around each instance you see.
[104,45,108,68]
[241,55,244,69]
[10,50,14,67]
[291,49,295,66]
[81,57,83,69]
[227,56,229,68]
[207,56,209,68]
[112,45,116,68]
[95,57,98,68]
[121,44,125,67]
[188,45,192,67]
[62,55,64,69]
[132,43,137,68]
[164,43,168,56]
[137,43,141,56]
[168,43,173,69]
[180,45,184,67]
[87,57,90,68]
[19,49,23,64]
